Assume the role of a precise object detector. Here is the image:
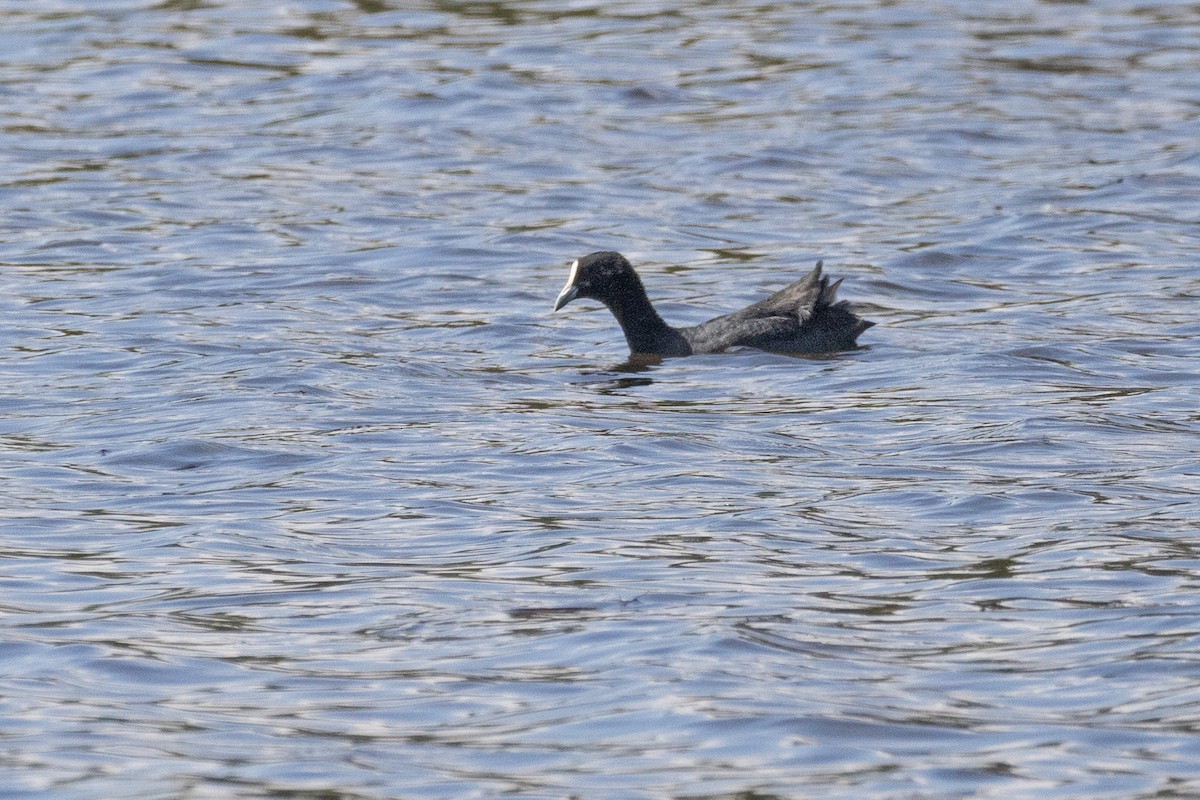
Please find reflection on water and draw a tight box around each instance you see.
[3,0,1200,798]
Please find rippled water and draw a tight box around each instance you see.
[4,1,1200,797]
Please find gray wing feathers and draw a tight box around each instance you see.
[683,314,798,353]
[742,261,828,321]
[679,260,872,354]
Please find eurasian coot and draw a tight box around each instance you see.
[553,251,873,357]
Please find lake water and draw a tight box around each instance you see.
[3,1,1200,798]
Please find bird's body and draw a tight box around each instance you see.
[553,251,873,357]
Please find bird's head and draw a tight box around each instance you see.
[553,251,640,311]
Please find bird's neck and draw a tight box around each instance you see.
[607,291,689,356]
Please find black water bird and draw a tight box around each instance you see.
[553,251,873,357]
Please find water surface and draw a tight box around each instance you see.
[3,1,1200,798]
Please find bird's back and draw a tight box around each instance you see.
[681,262,873,355]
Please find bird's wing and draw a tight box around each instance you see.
[738,261,827,321]
[681,314,799,354]
[680,261,864,354]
